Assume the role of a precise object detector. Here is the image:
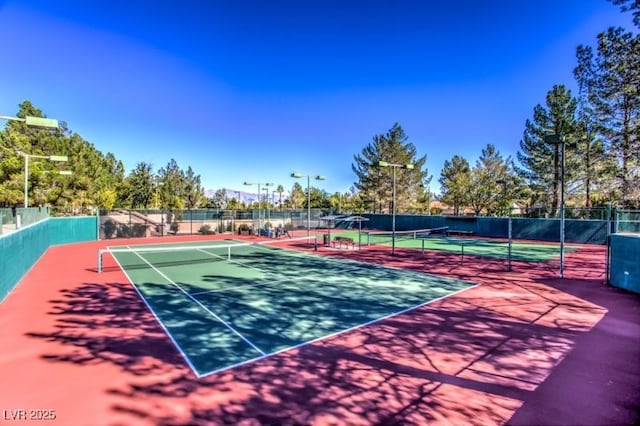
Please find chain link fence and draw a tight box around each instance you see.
[0,207,50,236]
[96,208,330,239]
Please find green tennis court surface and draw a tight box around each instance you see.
[337,230,577,262]
[107,239,475,377]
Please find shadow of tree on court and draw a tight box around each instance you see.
[23,248,629,426]
[26,282,185,375]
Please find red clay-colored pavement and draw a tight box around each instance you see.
[0,235,638,425]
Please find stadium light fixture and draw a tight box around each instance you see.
[376,161,414,256]
[291,173,326,237]
[1,114,63,208]
[0,115,59,129]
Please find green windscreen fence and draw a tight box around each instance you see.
[0,220,49,302]
[615,210,640,233]
[609,234,640,294]
[0,216,98,302]
[49,216,97,245]
[362,214,608,244]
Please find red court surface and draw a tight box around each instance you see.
[0,235,638,425]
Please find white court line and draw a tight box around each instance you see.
[117,239,478,378]
[182,246,295,297]
[128,250,266,357]
[195,240,474,297]
[188,274,295,297]
[110,246,201,376]
[247,240,472,284]
[198,247,273,274]
[196,281,480,378]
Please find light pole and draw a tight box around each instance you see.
[496,179,512,272]
[544,132,573,279]
[244,181,273,233]
[291,173,326,237]
[376,161,414,256]
[244,182,261,231]
[19,151,68,208]
[1,115,62,208]
[154,181,164,210]
[262,187,271,227]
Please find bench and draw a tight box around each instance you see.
[332,236,355,249]
[449,230,475,236]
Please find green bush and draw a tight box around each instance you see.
[199,224,215,235]
[103,219,117,239]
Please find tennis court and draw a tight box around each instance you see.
[100,236,476,377]
[337,228,577,262]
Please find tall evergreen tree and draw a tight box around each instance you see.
[183,166,205,209]
[439,155,471,216]
[468,144,514,215]
[352,123,430,214]
[126,162,155,208]
[516,85,579,215]
[608,0,640,28]
[575,27,640,207]
[288,182,305,209]
[157,159,186,210]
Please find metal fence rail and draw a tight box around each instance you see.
[0,207,49,236]
[614,209,640,234]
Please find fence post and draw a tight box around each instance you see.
[605,204,612,284]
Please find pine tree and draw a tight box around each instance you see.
[516,85,578,216]
[439,155,471,216]
[468,144,514,215]
[352,123,430,214]
[575,27,640,207]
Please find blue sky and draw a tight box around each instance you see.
[0,1,634,196]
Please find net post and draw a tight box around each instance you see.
[314,236,318,251]
[227,245,231,260]
[98,249,102,273]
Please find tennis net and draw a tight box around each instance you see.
[365,226,449,246]
[98,235,318,273]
